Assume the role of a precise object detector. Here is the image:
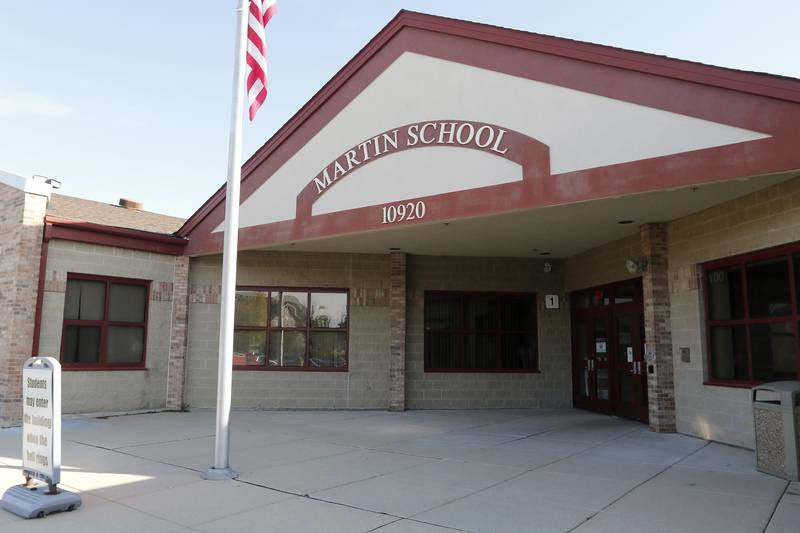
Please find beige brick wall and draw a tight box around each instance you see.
[406,255,571,409]
[564,234,642,292]
[185,251,391,409]
[37,240,176,413]
[0,183,47,424]
[669,176,800,448]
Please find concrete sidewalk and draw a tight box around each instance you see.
[0,409,796,532]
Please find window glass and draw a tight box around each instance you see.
[109,283,147,323]
[62,276,149,368]
[501,298,533,331]
[63,325,101,363]
[751,322,797,382]
[427,296,460,330]
[501,334,535,369]
[281,292,308,328]
[425,292,537,371]
[614,283,637,304]
[106,326,145,364]
[309,331,347,368]
[592,288,610,307]
[234,288,349,370]
[707,266,744,321]
[747,257,791,318]
[426,333,459,369]
[465,297,495,330]
[310,293,348,328]
[710,325,748,381]
[464,333,496,369]
[794,253,800,311]
[64,280,105,320]
[233,330,267,366]
[575,292,592,309]
[269,330,306,367]
[234,291,268,327]
[269,292,281,327]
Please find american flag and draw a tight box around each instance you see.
[246,0,276,121]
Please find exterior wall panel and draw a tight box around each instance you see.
[185,251,391,409]
[37,240,176,413]
[406,255,571,409]
[668,176,800,448]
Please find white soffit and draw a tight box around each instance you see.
[230,52,770,231]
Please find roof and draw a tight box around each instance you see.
[47,193,184,235]
[177,10,800,239]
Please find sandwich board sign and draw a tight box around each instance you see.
[1,357,81,518]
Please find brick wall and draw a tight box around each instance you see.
[668,176,800,448]
[37,240,177,413]
[641,223,676,432]
[166,256,190,410]
[406,255,571,409]
[185,251,391,409]
[388,252,407,411]
[0,183,47,425]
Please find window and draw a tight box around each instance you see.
[424,291,537,372]
[704,245,800,385]
[61,274,149,368]
[233,288,348,370]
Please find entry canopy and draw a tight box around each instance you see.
[179,11,800,257]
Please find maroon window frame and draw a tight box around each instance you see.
[702,242,800,388]
[233,287,350,372]
[424,290,539,373]
[60,273,150,370]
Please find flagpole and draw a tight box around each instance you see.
[204,0,248,481]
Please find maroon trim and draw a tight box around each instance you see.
[702,242,800,387]
[178,10,800,256]
[232,286,350,372]
[59,273,150,371]
[295,120,549,219]
[45,216,187,255]
[31,222,49,356]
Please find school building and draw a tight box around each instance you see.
[2,11,800,449]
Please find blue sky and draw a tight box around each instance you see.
[2,1,798,218]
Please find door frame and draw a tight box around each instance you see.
[570,279,648,423]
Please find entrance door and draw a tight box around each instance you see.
[571,280,648,423]
[572,312,612,413]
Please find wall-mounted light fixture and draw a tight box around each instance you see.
[625,258,648,274]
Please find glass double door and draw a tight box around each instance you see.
[571,281,648,422]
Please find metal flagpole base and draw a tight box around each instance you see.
[202,467,239,481]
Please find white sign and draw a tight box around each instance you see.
[626,346,634,363]
[22,357,61,485]
[544,295,560,309]
[595,341,607,354]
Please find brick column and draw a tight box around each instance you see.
[388,252,407,411]
[640,223,676,432]
[166,256,190,410]
[0,184,48,426]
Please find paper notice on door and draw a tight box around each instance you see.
[626,347,634,362]
[595,341,607,353]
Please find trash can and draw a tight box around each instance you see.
[752,381,800,480]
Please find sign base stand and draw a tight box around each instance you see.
[202,467,238,481]
[1,484,81,519]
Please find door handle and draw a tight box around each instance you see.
[633,361,641,374]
